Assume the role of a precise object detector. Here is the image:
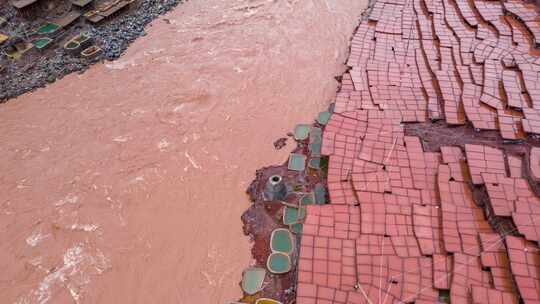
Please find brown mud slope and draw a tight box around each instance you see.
[0,0,368,303]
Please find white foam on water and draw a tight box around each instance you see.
[158,138,171,151]
[184,151,202,169]
[104,58,138,70]
[70,224,99,232]
[113,135,129,142]
[173,104,186,112]
[16,243,111,304]
[54,194,79,207]
[25,231,50,247]
[130,175,145,184]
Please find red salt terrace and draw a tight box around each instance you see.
[450,253,492,303]
[296,0,540,302]
[464,144,506,185]
[483,174,520,217]
[412,204,443,255]
[523,108,540,134]
[508,154,524,178]
[504,0,540,45]
[474,0,512,36]
[478,233,515,293]
[530,147,540,180]
[513,198,540,244]
[505,236,540,303]
[471,286,518,304]
[455,0,478,27]
[502,70,530,109]
[432,254,452,290]
[504,0,540,22]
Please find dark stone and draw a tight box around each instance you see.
[273,137,287,150]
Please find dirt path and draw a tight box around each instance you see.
[0,0,368,303]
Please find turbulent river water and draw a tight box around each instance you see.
[0,0,367,302]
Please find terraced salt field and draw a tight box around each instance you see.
[296,0,540,303]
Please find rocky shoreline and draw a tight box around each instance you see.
[0,0,184,102]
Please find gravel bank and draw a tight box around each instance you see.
[0,0,184,102]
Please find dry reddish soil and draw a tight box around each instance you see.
[0,0,368,303]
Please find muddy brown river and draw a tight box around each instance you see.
[0,0,367,302]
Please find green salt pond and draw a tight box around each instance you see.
[317,111,331,125]
[283,206,306,225]
[300,193,315,205]
[308,127,322,157]
[33,38,52,49]
[266,252,291,274]
[293,124,311,140]
[288,153,306,171]
[270,228,293,254]
[241,267,266,295]
[308,157,321,169]
[65,41,79,49]
[37,23,59,34]
[289,223,303,234]
[309,127,322,144]
[308,142,321,157]
[314,183,326,204]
